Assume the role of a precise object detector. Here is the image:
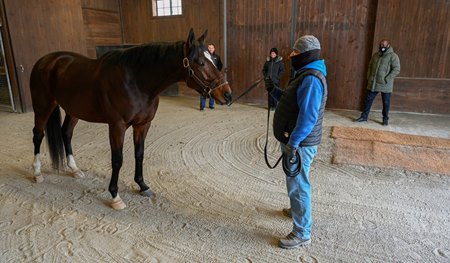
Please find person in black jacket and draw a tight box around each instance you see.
[262,47,285,110]
[200,43,223,110]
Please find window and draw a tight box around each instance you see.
[153,0,182,17]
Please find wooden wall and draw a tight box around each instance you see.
[2,0,87,112]
[2,0,449,114]
[227,0,292,105]
[371,0,450,114]
[227,0,377,110]
[120,0,223,49]
[227,0,449,115]
[294,0,377,110]
[81,0,123,58]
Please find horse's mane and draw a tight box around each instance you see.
[100,41,186,67]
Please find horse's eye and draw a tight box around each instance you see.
[198,60,205,66]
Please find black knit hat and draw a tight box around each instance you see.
[270,47,278,55]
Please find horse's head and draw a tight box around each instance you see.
[184,29,232,105]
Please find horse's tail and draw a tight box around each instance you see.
[45,106,65,170]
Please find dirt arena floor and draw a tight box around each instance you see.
[1,96,449,262]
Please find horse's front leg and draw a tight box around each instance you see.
[133,122,154,197]
[61,114,85,178]
[108,123,127,210]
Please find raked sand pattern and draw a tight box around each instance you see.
[1,96,450,262]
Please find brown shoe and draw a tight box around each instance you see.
[279,232,311,249]
[282,208,291,218]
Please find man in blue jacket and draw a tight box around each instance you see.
[272,35,328,249]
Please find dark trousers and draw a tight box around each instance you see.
[267,82,280,108]
[360,91,391,121]
[268,92,277,108]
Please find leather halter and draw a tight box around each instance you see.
[183,45,228,97]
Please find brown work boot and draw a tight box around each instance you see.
[282,208,291,218]
[279,232,311,249]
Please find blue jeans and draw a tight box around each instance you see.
[200,95,214,109]
[281,144,318,239]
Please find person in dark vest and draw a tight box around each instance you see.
[273,35,328,249]
[200,43,223,110]
[355,39,400,125]
[262,47,285,110]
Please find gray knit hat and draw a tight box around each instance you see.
[293,35,321,52]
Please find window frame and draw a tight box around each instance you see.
[152,0,184,18]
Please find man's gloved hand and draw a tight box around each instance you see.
[264,77,274,91]
[285,145,297,164]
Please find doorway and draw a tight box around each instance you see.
[0,28,14,112]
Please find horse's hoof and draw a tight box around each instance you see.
[72,170,85,178]
[34,175,44,183]
[140,189,155,197]
[110,196,126,210]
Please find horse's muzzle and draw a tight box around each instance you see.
[224,92,232,105]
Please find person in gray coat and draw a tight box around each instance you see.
[355,39,400,125]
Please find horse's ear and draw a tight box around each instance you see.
[187,28,195,46]
[198,29,208,43]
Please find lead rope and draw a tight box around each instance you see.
[263,102,284,169]
[227,78,263,106]
[227,78,287,170]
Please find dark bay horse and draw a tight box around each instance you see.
[30,29,232,209]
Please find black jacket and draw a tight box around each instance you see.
[262,56,285,86]
[210,53,223,71]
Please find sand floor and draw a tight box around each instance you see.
[0,96,449,262]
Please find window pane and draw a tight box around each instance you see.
[173,7,181,15]
[154,0,182,17]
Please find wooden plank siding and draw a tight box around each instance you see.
[293,0,377,110]
[226,0,377,109]
[81,0,121,12]
[371,0,450,114]
[1,0,448,114]
[120,0,223,46]
[81,3,123,58]
[387,78,450,114]
[3,0,87,112]
[227,0,292,105]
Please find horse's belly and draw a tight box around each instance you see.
[58,100,108,123]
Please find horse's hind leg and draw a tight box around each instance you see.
[133,122,154,197]
[32,126,45,183]
[62,114,85,178]
[32,105,57,183]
